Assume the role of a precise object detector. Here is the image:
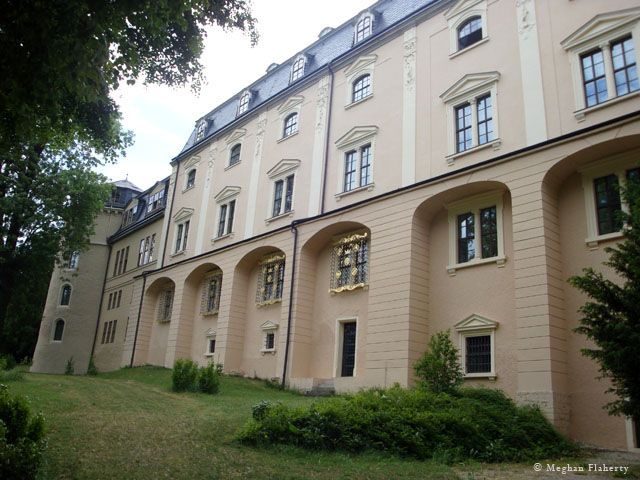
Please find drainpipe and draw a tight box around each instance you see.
[90,243,113,360]
[160,162,180,268]
[130,273,147,367]
[320,65,335,215]
[281,222,299,388]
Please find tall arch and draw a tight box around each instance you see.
[134,276,175,367]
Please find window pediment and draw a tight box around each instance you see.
[260,320,279,331]
[214,186,241,203]
[173,207,194,222]
[183,155,200,170]
[224,128,247,146]
[440,71,500,104]
[267,159,301,179]
[344,54,377,77]
[277,95,304,114]
[205,328,216,337]
[335,126,378,149]
[445,0,485,20]
[455,314,498,332]
[561,7,640,51]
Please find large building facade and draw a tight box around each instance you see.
[32,0,640,451]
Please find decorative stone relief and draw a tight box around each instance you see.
[516,0,535,38]
[403,37,417,93]
[315,76,330,132]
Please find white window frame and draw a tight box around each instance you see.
[333,317,358,378]
[579,152,639,248]
[237,91,251,116]
[445,0,488,57]
[334,126,378,200]
[204,329,217,357]
[561,8,640,121]
[185,168,196,191]
[67,251,80,270]
[277,96,304,142]
[282,112,299,139]
[455,314,498,379]
[445,190,506,275]
[266,159,300,222]
[354,12,373,44]
[224,128,246,169]
[344,54,376,108]
[195,120,207,141]
[440,72,501,162]
[213,186,240,241]
[290,54,306,83]
[260,321,278,354]
[59,283,72,307]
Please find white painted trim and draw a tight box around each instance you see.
[445,0,488,56]
[333,317,358,378]
[195,144,217,255]
[308,75,331,216]
[344,54,377,107]
[402,27,417,187]
[244,112,267,238]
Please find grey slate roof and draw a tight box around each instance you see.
[178,0,441,157]
[113,179,142,191]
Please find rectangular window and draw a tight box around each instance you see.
[343,145,372,193]
[209,338,216,354]
[113,250,120,277]
[106,321,112,345]
[256,254,286,304]
[480,206,498,258]
[110,320,117,343]
[611,37,639,97]
[344,151,357,192]
[455,103,472,153]
[175,221,190,253]
[330,232,369,292]
[581,49,608,107]
[158,289,174,322]
[227,200,235,234]
[138,239,145,266]
[202,273,222,315]
[360,145,372,187]
[217,204,227,237]
[175,224,183,253]
[272,180,283,218]
[149,234,155,262]
[465,335,491,374]
[457,212,475,263]
[101,322,108,344]
[107,293,113,310]
[476,94,493,146]
[594,174,622,235]
[265,332,275,350]
[341,322,357,377]
[123,246,129,273]
[284,175,294,213]
[117,290,122,308]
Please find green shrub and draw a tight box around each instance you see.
[64,357,74,375]
[0,354,17,371]
[238,386,575,462]
[86,356,98,376]
[0,368,24,382]
[172,359,199,392]
[0,385,46,479]
[413,330,463,394]
[197,363,221,394]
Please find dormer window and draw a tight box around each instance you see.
[290,55,306,83]
[457,16,482,50]
[237,91,250,115]
[196,121,207,141]
[354,14,373,43]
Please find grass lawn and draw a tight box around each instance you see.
[4,367,639,479]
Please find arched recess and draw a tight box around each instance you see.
[134,276,175,367]
[410,181,516,392]
[542,134,640,448]
[178,262,223,365]
[290,221,371,384]
[226,246,286,377]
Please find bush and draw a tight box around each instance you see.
[0,385,46,479]
[64,357,74,375]
[197,363,221,394]
[86,356,98,376]
[0,368,24,382]
[0,354,17,371]
[172,359,199,392]
[413,330,462,394]
[238,386,575,462]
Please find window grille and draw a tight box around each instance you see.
[157,289,174,322]
[200,271,222,315]
[329,231,369,292]
[465,335,491,373]
[256,254,286,305]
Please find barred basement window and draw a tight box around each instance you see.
[256,254,285,305]
[465,335,491,374]
[201,271,222,315]
[330,231,369,293]
[157,289,174,323]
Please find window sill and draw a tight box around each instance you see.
[574,90,640,122]
[585,231,623,249]
[224,162,241,171]
[335,183,374,201]
[330,283,368,295]
[257,299,282,307]
[182,185,195,193]
[170,250,186,258]
[446,139,501,165]
[266,210,294,225]
[449,37,489,59]
[157,319,171,324]
[204,352,215,357]
[277,131,299,143]
[345,94,373,110]
[202,310,219,317]
[260,349,276,355]
[211,233,234,244]
[464,373,496,380]
[447,255,506,276]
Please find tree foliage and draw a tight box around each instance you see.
[568,178,640,420]
[413,330,463,394]
[0,0,257,356]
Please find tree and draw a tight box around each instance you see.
[0,0,257,355]
[414,330,463,394]
[568,178,640,420]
